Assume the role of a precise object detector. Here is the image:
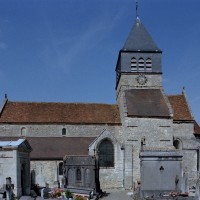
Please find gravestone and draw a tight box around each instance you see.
[140,147,183,198]
[63,156,101,195]
[36,164,45,187]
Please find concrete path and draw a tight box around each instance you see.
[100,189,133,200]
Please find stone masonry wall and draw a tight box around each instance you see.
[99,143,124,189]
[0,124,123,189]
[172,123,199,187]
[116,74,178,189]
[0,124,122,141]
[116,74,162,100]
[124,118,174,188]
[172,123,194,138]
[88,130,124,189]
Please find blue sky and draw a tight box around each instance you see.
[0,0,200,124]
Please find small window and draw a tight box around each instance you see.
[76,168,81,181]
[138,58,144,72]
[173,139,182,149]
[58,162,63,175]
[21,127,26,136]
[131,57,137,72]
[146,58,152,71]
[62,128,66,135]
[98,139,114,167]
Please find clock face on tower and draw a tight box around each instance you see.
[136,74,147,85]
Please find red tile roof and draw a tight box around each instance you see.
[0,93,195,124]
[194,121,200,136]
[0,137,95,160]
[167,94,193,121]
[0,101,121,124]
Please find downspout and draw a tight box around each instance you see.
[132,144,134,190]
[197,148,200,172]
[122,144,125,188]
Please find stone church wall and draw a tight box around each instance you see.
[118,96,176,188]
[172,123,194,138]
[0,124,122,140]
[88,129,124,189]
[172,123,199,186]
[99,142,124,189]
[1,124,123,189]
[116,74,162,100]
[123,118,174,188]
[124,118,173,145]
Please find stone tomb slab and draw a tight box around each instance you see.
[63,156,101,195]
[140,148,183,198]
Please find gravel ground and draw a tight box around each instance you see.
[100,189,133,200]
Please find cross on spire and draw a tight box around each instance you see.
[136,0,139,18]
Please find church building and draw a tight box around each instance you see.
[0,11,200,191]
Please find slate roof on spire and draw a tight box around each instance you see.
[123,17,161,52]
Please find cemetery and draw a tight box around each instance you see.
[0,1,200,200]
[1,138,200,200]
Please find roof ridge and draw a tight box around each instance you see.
[27,136,96,139]
[0,97,8,115]
[182,89,194,120]
[167,94,183,97]
[8,101,117,106]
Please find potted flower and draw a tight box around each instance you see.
[74,194,87,200]
[52,188,63,198]
[65,190,73,200]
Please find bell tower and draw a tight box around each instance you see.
[114,2,173,190]
[116,16,163,102]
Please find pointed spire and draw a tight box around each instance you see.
[136,0,139,18]
[122,0,161,52]
[122,18,161,52]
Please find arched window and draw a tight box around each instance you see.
[146,58,152,71]
[131,57,137,72]
[173,139,182,149]
[85,169,91,186]
[76,168,81,181]
[58,162,63,175]
[138,58,145,72]
[62,128,66,136]
[98,139,114,167]
[67,168,73,184]
[21,127,26,136]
